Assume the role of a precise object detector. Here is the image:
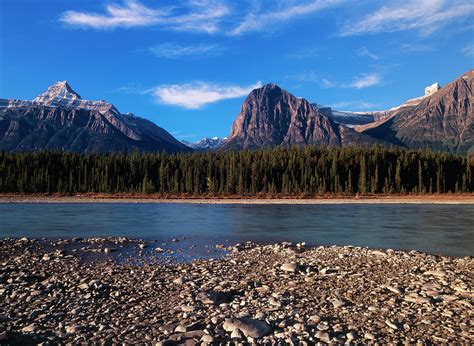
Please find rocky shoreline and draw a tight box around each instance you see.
[0,238,472,344]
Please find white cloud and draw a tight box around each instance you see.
[230,0,344,36]
[346,73,383,89]
[60,0,229,33]
[356,46,379,60]
[340,0,474,37]
[148,43,223,58]
[151,81,262,109]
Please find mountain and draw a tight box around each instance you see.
[182,137,227,151]
[0,81,190,153]
[356,70,473,153]
[221,83,380,150]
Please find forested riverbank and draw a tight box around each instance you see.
[1,146,472,195]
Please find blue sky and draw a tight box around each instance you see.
[1,0,473,141]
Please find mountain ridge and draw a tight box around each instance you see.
[1,70,472,154]
[0,82,190,153]
[182,137,227,151]
[356,69,474,153]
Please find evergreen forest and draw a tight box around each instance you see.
[1,146,472,196]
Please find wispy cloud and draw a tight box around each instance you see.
[340,0,474,37]
[345,73,383,89]
[168,0,230,33]
[462,43,474,56]
[171,131,199,139]
[60,0,167,29]
[356,46,379,60]
[287,46,321,59]
[230,0,344,36]
[148,43,223,59]
[398,43,434,53]
[151,81,262,109]
[284,71,319,82]
[60,0,229,33]
[284,71,383,89]
[116,83,148,94]
[320,78,336,88]
[331,100,379,110]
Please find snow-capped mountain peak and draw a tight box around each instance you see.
[34,81,82,103]
[30,81,120,115]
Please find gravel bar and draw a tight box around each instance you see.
[0,238,472,344]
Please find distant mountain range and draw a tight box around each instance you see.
[1,70,472,154]
[182,137,227,151]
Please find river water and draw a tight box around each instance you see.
[1,203,473,257]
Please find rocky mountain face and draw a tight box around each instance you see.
[2,71,471,155]
[0,82,190,153]
[182,137,227,151]
[222,71,473,153]
[357,70,474,153]
[221,83,379,150]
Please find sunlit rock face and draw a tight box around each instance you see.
[222,83,379,150]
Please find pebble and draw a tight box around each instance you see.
[346,331,358,341]
[231,328,243,339]
[423,270,447,277]
[200,334,214,342]
[316,331,331,343]
[21,324,38,333]
[332,299,346,308]
[280,262,299,273]
[365,332,376,340]
[173,276,184,285]
[385,320,399,330]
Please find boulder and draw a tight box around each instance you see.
[223,318,272,339]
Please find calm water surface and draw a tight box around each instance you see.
[0,203,473,257]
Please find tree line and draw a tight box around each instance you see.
[0,146,472,195]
